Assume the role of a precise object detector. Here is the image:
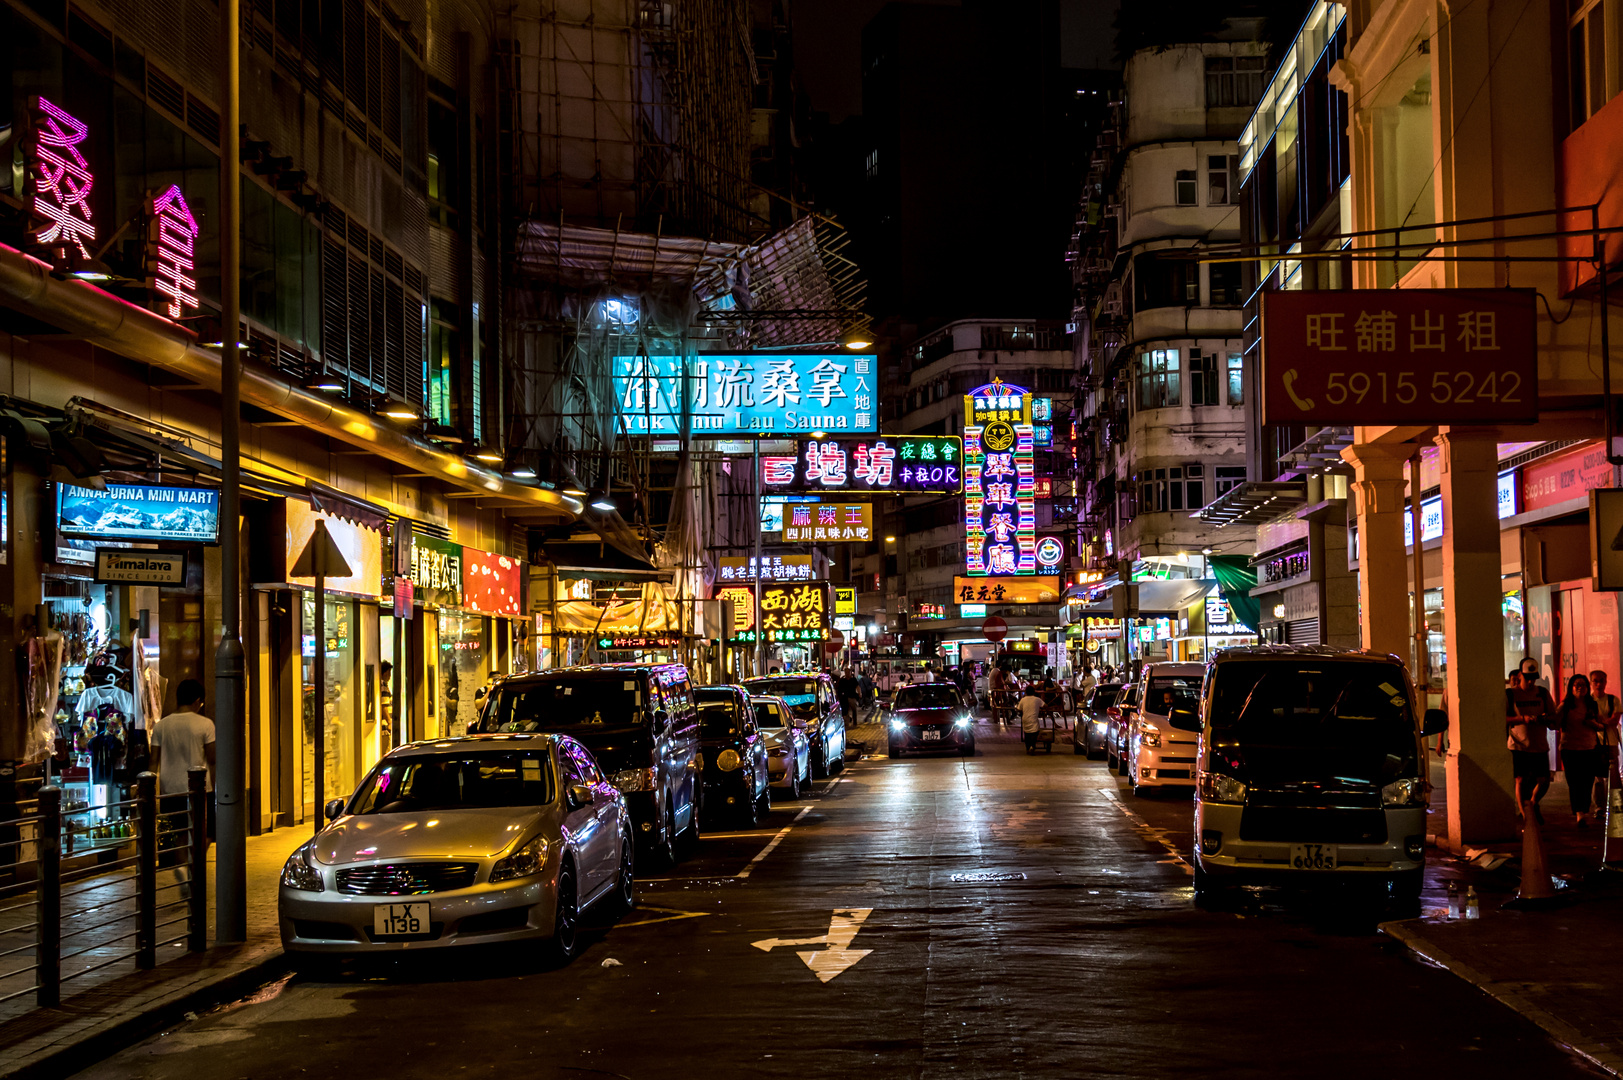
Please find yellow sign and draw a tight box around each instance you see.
[834,586,856,614]
[714,586,756,633]
[982,420,1016,452]
[783,503,873,543]
[952,576,1063,605]
[760,582,830,636]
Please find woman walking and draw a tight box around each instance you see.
[1506,667,1557,825]
[1556,673,1607,827]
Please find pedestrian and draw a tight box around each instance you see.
[1018,685,1045,753]
[859,667,875,709]
[380,660,395,750]
[1556,673,1607,827]
[149,679,215,892]
[1519,656,1542,685]
[1505,667,1557,825]
[1594,669,1621,788]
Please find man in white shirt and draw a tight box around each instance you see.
[150,680,215,893]
[1018,688,1045,753]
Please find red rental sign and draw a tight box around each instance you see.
[1260,289,1538,425]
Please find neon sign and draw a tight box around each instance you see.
[963,379,1037,576]
[147,186,199,319]
[760,436,963,495]
[25,97,96,262]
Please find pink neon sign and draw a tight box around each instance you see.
[147,186,199,319]
[25,97,96,261]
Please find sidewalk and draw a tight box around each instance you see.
[0,826,305,1080]
[1382,757,1623,1076]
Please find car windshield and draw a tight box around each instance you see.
[1088,686,1122,709]
[754,702,787,729]
[697,697,742,739]
[348,750,554,813]
[472,675,645,734]
[747,679,820,718]
[894,684,960,709]
[1208,661,1418,786]
[1146,676,1202,728]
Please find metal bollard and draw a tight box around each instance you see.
[187,767,207,952]
[135,773,157,969]
[37,785,60,1008]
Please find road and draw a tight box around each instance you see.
[75,721,1604,1079]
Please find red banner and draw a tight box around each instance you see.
[461,547,523,616]
[1260,289,1538,425]
[1521,442,1613,514]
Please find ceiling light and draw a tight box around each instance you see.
[509,464,538,479]
[1202,547,1213,555]
[472,448,504,464]
[380,405,419,420]
[306,375,345,393]
[591,495,616,512]
[885,535,896,542]
[563,485,589,497]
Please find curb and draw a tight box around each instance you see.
[1380,918,1623,1077]
[0,950,291,1080]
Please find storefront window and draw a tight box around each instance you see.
[302,593,356,817]
[439,612,488,737]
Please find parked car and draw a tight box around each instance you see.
[742,673,847,777]
[695,685,771,826]
[1190,646,1448,909]
[1105,683,1140,771]
[1074,683,1124,758]
[1124,662,1206,795]
[279,733,633,962]
[753,695,811,799]
[472,663,701,866]
[886,681,976,757]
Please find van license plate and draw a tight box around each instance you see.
[1290,844,1337,871]
[374,902,431,936]
[921,729,940,741]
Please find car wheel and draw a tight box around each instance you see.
[756,778,772,817]
[812,742,828,779]
[657,805,678,868]
[1073,732,1085,755]
[740,781,760,827]
[610,837,635,915]
[548,864,581,963]
[1133,782,1154,798]
[786,762,801,800]
[888,742,901,759]
[679,794,702,855]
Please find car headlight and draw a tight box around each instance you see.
[1381,778,1428,807]
[954,717,972,727]
[490,836,550,882]
[610,767,658,792]
[890,719,906,731]
[1139,727,1162,748]
[280,844,323,892]
[717,749,742,772]
[1198,772,1247,805]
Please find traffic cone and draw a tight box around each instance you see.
[1514,801,1558,904]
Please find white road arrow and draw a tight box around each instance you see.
[751,908,873,983]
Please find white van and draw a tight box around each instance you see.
[1125,662,1205,794]
[1190,646,1447,908]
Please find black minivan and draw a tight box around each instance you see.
[474,664,702,865]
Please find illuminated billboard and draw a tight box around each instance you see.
[760,436,962,494]
[963,379,1036,576]
[612,353,879,435]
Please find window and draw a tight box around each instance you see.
[1205,55,1268,108]
[1134,253,1198,310]
[1226,353,1244,405]
[1185,464,1205,509]
[426,95,458,223]
[1137,466,1204,512]
[1175,170,1197,206]
[428,298,457,427]
[1215,465,1247,496]
[1209,261,1242,305]
[1138,349,1180,409]
[1191,352,1219,406]
[1570,0,1617,129]
[1208,155,1233,205]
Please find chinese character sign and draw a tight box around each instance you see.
[758,582,831,641]
[782,503,872,543]
[717,554,817,583]
[1260,290,1537,424]
[963,418,1037,576]
[146,186,199,320]
[612,353,879,435]
[963,378,1033,427]
[759,436,962,494]
[24,97,96,262]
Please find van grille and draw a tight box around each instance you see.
[1238,808,1388,845]
[336,862,479,895]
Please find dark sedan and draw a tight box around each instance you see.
[696,686,771,827]
[886,682,975,757]
[1074,683,1124,758]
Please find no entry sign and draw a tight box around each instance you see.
[982,616,1008,642]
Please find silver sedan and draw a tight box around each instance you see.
[278,733,633,962]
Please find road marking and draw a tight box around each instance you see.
[1101,790,1193,876]
[620,905,712,928]
[752,908,873,983]
[736,805,811,878]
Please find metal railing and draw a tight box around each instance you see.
[0,766,207,1009]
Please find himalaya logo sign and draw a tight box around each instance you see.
[95,550,186,584]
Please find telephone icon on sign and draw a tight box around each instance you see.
[1282,369,1315,411]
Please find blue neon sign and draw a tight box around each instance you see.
[612,353,879,435]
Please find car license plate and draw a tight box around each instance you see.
[921,729,940,741]
[1290,844,1337,871]
[373,902,431,936]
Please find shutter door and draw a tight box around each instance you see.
[1286,619,1321,646]
[348,255,371,388]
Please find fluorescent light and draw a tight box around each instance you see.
[472,450,503,464]
[380,407,418,420]
[844,338,873,350]
[509,465,538,479]
[563,486,589,497]
[591,497,616,511]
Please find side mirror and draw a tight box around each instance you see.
[566,783,594,810]
[324,799,345,821]
[1421,709,1450,737]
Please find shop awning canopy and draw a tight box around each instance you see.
[1195,481,1309,528]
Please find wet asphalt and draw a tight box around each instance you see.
[72,720,1606,1079]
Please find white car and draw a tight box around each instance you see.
[1126,662,1205,795]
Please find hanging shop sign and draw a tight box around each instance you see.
[94,549,186,585]
[760,435,963,494]
[23,97,95,263]
[612,353,879,435]
[960,603,987,618]
[714,585,757,633]
[410,533,464,607]
[915,603,947,620]
[963,379,1038,575]
[1498,471,1518,519]
[287,501,382,598]
[1257,548,1311,586]
[953,576,1063,605]
[1402,496,1444,546]
[753,581,831,641]
[1259,289,1538,425]
[57,482,220,543]
[1522,441,1615,514]
[145,185,199,320]
[783,503,873,543]
[1035,537,1065,569]
[834,586,856,614]
[597,634,681,650]
[462,546,524,617]
[718,554,817,583]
